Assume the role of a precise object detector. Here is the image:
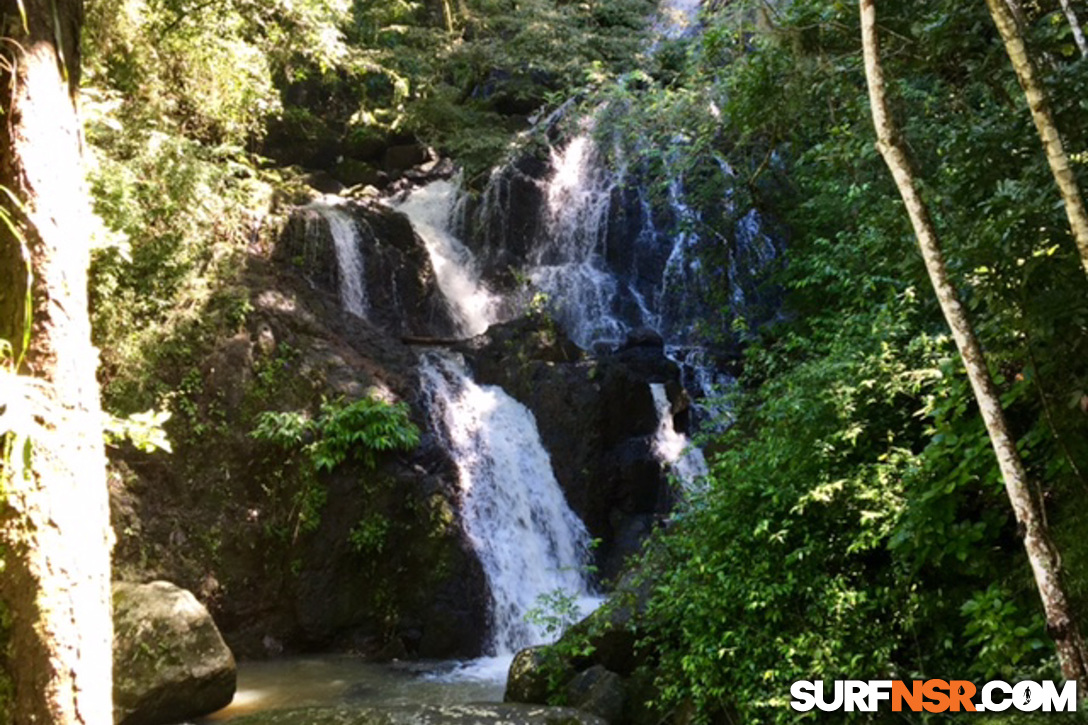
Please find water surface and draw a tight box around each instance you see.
[200,655,507,721]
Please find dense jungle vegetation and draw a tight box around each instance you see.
[593,1,1088,721]
[5,0,1088,720]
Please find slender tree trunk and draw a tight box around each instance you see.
[441,0,456,34]
[985,0,1088,277]
[1004,0,1028,32]
[1058,0,1088,58]
[0,1,113,723]
[860,0,1088,691]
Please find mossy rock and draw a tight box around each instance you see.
[113,581,236,725]
[505,646,559,705]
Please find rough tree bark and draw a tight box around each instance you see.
[985,0,1088,277]
[860,0,1088,691]
[1004,0,1028,33]
[0,0,113,723]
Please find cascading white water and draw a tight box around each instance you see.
[392,181,498,337]
[657,176,705,344]
[306,200,368,318]
[730,208,778,308]
[528,132,631,348]
[650,383,708,489]
[666,345,736,429]
[420,352,601,676]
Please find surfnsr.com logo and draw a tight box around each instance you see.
[790,680,1077,713]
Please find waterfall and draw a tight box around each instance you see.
[306,200,368,318]
[392,181,498,337]
[420,352,600,663]
[527,132,631,348]
[650,383,708,489]
[657,176,705,345]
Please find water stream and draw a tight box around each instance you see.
[420,351,602,680]
[392,181,499,337]
[650,383,708,490]
[199,656,504,722]
[305,199,369,318]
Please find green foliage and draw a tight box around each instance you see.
[602,0,1088,721]
[85,125,271,413]
[253,395,420,471]
[525,588,584,640]
[310,397,421,471]
[83,0,352,146]
[348,514,390,555]
[104,409,174,454]
[525,589,599,705]
[250,395,419,544]
[250,409,314,450]
[961,584,1048,681]
[346,0,656,176]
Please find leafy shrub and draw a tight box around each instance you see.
[252,395,421,472]
[250,395,419,543]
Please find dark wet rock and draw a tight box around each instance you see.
[335,159,385,188]
[598,365,659,447]
[112,581,236,725]
[276,199,459,338]
[563,570,656,678]
[565,666,627,723]
[304,171,346,195]
[203,332,254,414]
[599,513,655,583]
[459,315,677,582]
[621,328,664,349]
[455,157,549,280]
[229,704,607,725]
[405,157,457,182]
[382,144,430,173]
[600,437,667,516]
[609,345,678,387]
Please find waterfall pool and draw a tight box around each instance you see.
[198,655,508,722]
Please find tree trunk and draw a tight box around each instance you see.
[860,0,1088,691]
[441,0,456,34]
[0,1,113,723]
[1058,0,1088,58]
[1004,0,1028,32]
[985,0,1088,277]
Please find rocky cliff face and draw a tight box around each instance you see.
[456,317,687,582]
[107,145,728,664]
[109,205,488,660]
[277,196,460,339]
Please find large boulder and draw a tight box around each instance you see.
[113,581,236,725]
[565,666,627,723]
[505,646,561,705]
